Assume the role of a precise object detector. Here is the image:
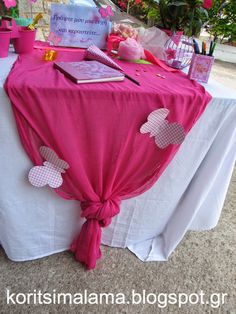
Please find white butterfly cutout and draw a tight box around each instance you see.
[140,108,185,149]
[28,146,69,188]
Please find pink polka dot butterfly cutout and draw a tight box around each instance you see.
[140,108,185,149]
[28,146,69,188]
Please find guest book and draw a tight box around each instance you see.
[54,60,125,84]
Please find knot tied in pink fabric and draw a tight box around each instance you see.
[70,198,121,269]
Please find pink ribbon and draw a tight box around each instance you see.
[144,49,179,73]
[106,35,125,53]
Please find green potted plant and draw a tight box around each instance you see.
[0,0,19,19]
[0,0,33,27]
[155,0,212,36]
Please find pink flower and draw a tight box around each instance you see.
[118,1,127,10]
[3,0,17,8]
[165,48,177,60]
[135,0,141,4]
[202,0,213,9]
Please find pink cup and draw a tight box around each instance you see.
[0,28,12,58]
[12,27,36,54]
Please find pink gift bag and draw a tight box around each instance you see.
[188,54,214,83]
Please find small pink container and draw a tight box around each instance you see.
[188,53,214,83]
[12,27,36,54]
[0,28,12,58]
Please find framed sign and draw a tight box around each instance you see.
[49,4,112,49]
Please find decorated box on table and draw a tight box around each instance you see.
[188,54,214,83]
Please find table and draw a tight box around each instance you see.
[0,52,236,264]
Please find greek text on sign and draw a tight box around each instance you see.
[50,4,112,49]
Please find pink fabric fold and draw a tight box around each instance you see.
[70,198,120,269]
[4,49,212,269]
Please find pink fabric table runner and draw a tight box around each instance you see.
[4,49,211,269]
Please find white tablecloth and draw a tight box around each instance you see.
[0,53,236,263]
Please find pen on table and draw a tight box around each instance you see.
[201,42,204,55]
[203,42,207,55]
[200,41,206,55]
[209,41,216,56]
[193,38,200,54]
[208,41,213,56]
[212,42,217,55]
[125,73,140,86]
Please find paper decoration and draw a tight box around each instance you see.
[99,6,114,19]
[47,31,62,46]
[50,4,111,49]
[28,146,69,188]
[140,108,185,149]
[85,45,123,71]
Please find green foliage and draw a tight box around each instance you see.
[207,0,236,43]
[113,0,235,41]
[156,0,209,36]
[9,6,19,19]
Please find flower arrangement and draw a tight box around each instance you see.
[0,0,39,26]
[113,0,158,24]
[0,0,18,18]
[3,0,17,9]
[107,23,139,54]
[113,0,213,36]
[117,0,146,13]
